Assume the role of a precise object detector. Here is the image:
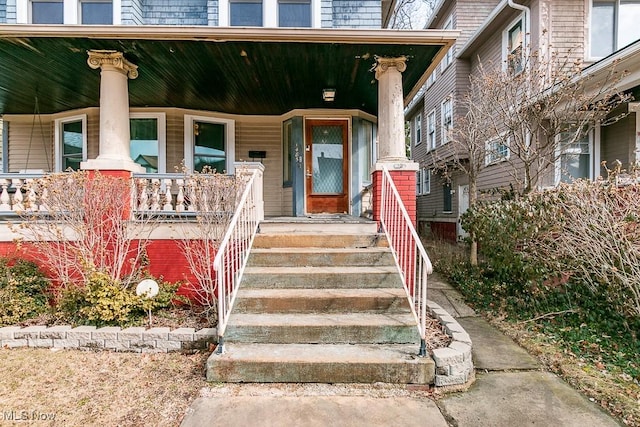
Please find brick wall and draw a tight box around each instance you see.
[372,169,417,225]
[142,0,209,25]
[331,0,381,28]
[0,239,202,300]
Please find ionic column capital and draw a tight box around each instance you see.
[374,56,407,80]
[87,50,139,79]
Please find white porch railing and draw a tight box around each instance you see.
[132,173,238,215]
[213,166,263,353]
[379,165,433,356]
[0,174,48,212]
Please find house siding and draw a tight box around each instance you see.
[331,0,381,28]
[234,118,283,217]
[4,0,14,23]
[142,0,209,26]
[122,0,144,25]
[548,0,586,61]
[0,0,6,23]
[7,119,54,172]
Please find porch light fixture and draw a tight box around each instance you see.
[322,88,336,102]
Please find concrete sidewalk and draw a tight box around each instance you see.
[180,274,621,427]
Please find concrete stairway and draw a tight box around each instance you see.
[206,219,434,384]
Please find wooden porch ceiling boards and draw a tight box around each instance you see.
[0,27,447,116]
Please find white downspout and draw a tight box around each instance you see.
[508,0,531,59]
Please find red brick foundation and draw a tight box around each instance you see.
[372,169,417,226]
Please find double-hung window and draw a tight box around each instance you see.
[31,0,63,24]
[591,0,640,58]
[441,97,453,145]
[230,0,263,26]
[485,135,510,165]
[556,128,592,183]
[413,114,422,146]
[416,168,431,196]
[185,115,235,174]
[278,0,311,27]
[504,16,524,73]
[426,110,436,150]
[80,0,113,24]
[440,16,454,71]
[55,115,87,172]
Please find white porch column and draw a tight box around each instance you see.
[375,56,410,163]
[82,50,144,172]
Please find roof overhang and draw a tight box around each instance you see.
[0,25,458,116]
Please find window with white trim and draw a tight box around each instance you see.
[230,0,263,26]
[440,16,454,71]
[556,127,592,183]
[590,0,640,58]
[426,70,436,88]
[278,0,311,27]
[503,16,524,73]
[130,113,166,174]
[416,168,431,195]
[20,0,117,24]
[485,135,510,165]
[184,115,236,174]
[55,115,87,172]
[426,109,436,150]
[80,0,113,24]
[31,0,63,24]
[413,113,422,146]
[219,0,320,27]
[441,97,453,145]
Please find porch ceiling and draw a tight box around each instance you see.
[0,26,456,117]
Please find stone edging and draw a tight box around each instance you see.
[0,325,218,353]
[427,300,474,386]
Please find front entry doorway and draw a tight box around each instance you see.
[304,119,349,214]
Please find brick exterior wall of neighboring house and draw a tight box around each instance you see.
[142,0,209,25]
[332,0,381,28]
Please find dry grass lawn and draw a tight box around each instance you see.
[0,348,209,426]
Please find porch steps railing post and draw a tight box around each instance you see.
[379,165,433,356]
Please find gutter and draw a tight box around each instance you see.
[507,0,530,58]
[0,24,458,46]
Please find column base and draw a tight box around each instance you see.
[81,158,145,173]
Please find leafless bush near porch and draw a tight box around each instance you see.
[177,170,240,322]
[531,179,640,320]
[14,171,157,290]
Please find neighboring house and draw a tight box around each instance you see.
[0,2,456,281]
[409,0,640,241]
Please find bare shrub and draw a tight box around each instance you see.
[177,170,240,321]
[532,180,640,320]
[15,171,156,291]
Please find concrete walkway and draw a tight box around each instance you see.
[181,274,621,427]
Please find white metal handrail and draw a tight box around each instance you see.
[213,168,261,353]
[379,166,434,356]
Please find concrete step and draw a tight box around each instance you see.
[247,247,395,267]
[252,233,388,249]
[206,343,434,384]
[241,266,403,289]
[233,288,410,314]
[259,220,378,235]
[225,313,420,344]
